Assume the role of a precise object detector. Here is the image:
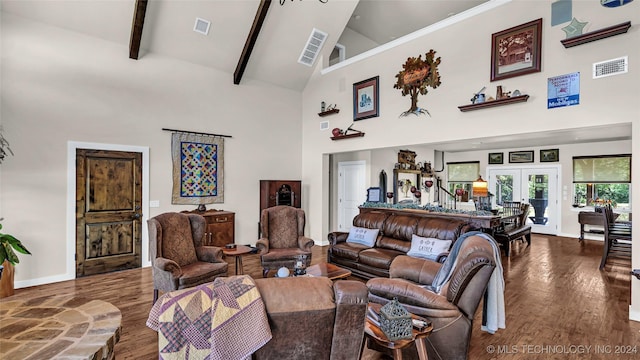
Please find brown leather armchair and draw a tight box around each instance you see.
[148,212,228,302]
[253,276,368,360]
[256,206,314,277]
[366,234,497,360]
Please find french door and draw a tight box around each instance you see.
[487,166,560,235]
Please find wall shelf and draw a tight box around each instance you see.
[331,132,364,140]
[458,95,529,112]
[561,21,631,48]
[318,108,340,117]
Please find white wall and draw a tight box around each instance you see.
[1,13,303,286]
[301,0,640,319]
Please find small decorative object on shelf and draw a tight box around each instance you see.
[561,21,631,48]
[318,104,340,117]
[330,123,364,140]
[470,86,486,104]
[379,298,412,341]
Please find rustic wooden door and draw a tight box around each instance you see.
[76,149,142,277]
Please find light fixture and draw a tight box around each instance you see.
[280,0,328,5]
[472,175,488,197]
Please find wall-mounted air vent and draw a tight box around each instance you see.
[320,121,329,131]
[593,56,627,79]
[193,18,211,35]
[298,28,328,67]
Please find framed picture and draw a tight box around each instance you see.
[509,151,534,163]
[540,148,559,162]
[491,18,542,81]
[367,187,382,202]
[353,76,379,121]
[488,152,504,164]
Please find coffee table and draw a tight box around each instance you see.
[222,244,253,275]
[305,262,351,280]
[363,303,433,360]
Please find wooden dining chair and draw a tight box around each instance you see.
[599,205,632,270]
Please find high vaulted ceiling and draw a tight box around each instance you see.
[1,0,489,91]
[1,0,632,150]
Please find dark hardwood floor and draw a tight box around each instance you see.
[3,234,638,359]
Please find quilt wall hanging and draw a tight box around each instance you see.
[394,49,442,117]
[171,132,224,205]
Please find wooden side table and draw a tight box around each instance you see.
[363,303,433,360]
[222,245,253,275]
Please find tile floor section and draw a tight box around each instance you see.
[0,295,121,359]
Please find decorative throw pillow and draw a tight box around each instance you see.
[407,234,452,261]
[346,226,379,247]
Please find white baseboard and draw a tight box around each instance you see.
[556,232,604,242]
[629,305,640,322]
[15,273,73,289]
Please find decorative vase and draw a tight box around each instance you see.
[0,260,15,298]
[386,192,394,204]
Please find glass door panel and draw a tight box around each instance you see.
[488,166,559,235]
[522,168,558,234]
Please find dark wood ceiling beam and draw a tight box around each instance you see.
[234,0,272,85]
[129,0,148,60]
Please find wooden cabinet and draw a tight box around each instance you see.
[259,180,302,216]
[183,209,235,247]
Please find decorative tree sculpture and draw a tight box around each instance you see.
[394,49,441,117]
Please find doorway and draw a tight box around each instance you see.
[487,165,560,235]
[337,160,366,231]
[75,149,142,276]
[67,141,150,281]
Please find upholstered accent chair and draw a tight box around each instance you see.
[256,206,314,277]
[148,212,228,302]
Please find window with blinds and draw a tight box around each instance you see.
[447,161,480,197]
[572,154,631,210]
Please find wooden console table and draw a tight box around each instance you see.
[578,211,618,241]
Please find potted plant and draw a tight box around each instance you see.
[0,222,31,297]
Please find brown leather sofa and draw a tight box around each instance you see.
[366,234,497,360]
[253,276,368,360]
[328,210,471,279]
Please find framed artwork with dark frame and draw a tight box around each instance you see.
[353,76,379,121]
[509,150,534,163]
[488,152,504,164]
[491,18,542,81]
[540,148,559,162]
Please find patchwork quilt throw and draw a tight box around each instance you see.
[147,276,272,360]
[171,132,224,205]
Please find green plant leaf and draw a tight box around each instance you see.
[0,245,8,265]
[2,242,19,265]
[5,235,31,255]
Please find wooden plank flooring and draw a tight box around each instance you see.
[2,234,639,359]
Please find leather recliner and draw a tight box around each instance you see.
[366,234,497,360]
